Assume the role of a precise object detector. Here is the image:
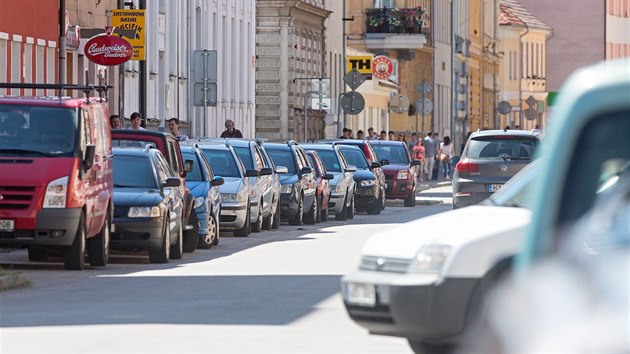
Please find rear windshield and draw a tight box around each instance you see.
[372,145,409,165]
[233,146,254,170]
[339,147,369,169]
[182,151,203,181]
[466,136,539,160]
[113,155,158,189]
[200,149,241,178]
[267,149,297,174]
[313,149,342,172]
[0,106,77,157]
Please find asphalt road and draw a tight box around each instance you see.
[0,186,453,354]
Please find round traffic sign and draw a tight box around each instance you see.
[340,92,365,115]
[497,100,512,115]
[524,108,538,121]
[415,98,433,115]
[389,94,409,114]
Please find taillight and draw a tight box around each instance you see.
[456,160,479,173]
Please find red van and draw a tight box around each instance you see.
[0,84,113,270]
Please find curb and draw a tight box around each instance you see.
[417,181,452,192]
[0,272,30,291]
[416,199,444,205]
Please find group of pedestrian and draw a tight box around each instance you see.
[417,131,455,182]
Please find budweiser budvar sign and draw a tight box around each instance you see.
[84,34,133,66]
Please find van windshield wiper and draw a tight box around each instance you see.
[0,148,53,157]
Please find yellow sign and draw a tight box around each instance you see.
[112,9,145,61]
[347,55,373,75]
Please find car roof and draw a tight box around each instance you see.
[112,146,159,157]
[369,140,406,146]
[0,96,105,108]
[469,129,541,139]
[336,144,362,151]
[301,143,335,150]
[112,129,176,140]
[195,143,231,151]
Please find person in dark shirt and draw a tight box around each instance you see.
[220,119,243,138]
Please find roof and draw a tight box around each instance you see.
[112,129,174,139]
[471,129,541,138]
[300,143,336,151]
[0,96,106,108]
[499,0,551,30]
[369,140,407,146]
[112,146,159,157]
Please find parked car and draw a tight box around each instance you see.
[111,147,184,263]
[0,83,112,270]
[306,150,334,223]
[450,129,540,209]
[180,145,224,251]
[336,144,386,215]
[370,140,420,207]
[264,141,316,225]
[341,160,538,354]
[256,139,282,229]
[112,129,197,243]
[301,144,356,221]
[196,143,254,237]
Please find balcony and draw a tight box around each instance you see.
[364,7,428,50]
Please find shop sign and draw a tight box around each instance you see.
[84,34,133,66]
[372,56,394,80]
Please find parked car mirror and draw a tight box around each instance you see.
[275,166,289,174]
[412,159,421,166]
[323,173,334,180]
[83,144,96,170]
[345,165,357,173]
[184,159,194,173]
[450,156,460,165]
[299,166,312,176]
[245,169,259,177]
[162,177,181,188]
[260,167,273,176]
[380,159,390,166]
[371,161,381,169]
[211,176,224,186]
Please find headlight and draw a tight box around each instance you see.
[408,245,452,273]
[221,193,237,202]
[397,170,409,180]
[281,184,293,194]
[335,184,345,193]
[194,196,205,208]
[43,176,68,208]
[360,179,376,187]
[128,206,161,218]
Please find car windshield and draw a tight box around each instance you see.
[182,151,203,181]
[113,155,158,189]
[233,146,254,170]
[267,149,297,174]
[466,136,539,160]
[340,148,369,169]
[0,106,77,157]
[200,149,241,178]
[314,149,342,172]
[372,145,409,165]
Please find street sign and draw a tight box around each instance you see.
[415,98,433,115]
[497,100,512,114]
[112,9,146,60]
[311,98,331,110]
[524,108,538,121]
[193,83,217,107]
[389,94,409,114]
[525,95,537,107]
[340,92,365,115]
[310,78,331,98]
[347,55,372,75]
[193,50,218,84]
[415,79,432,93]
[343,69,366,91]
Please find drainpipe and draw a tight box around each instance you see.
[59,0,66,84]
[450,0,456,147]
[518,22,529,128]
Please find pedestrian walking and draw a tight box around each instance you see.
[438,136,455,181]
[356,130,364,140]
[339,127,351,139]
[130,112,146,130]
[109,114,121,129]
[380,130,387,140]
[168,117,189,141]
[220,119,243,138]
[367,127,377,140]
[431,132,440,181]
[408,132,418,152]
[412,138,426,182]
[423,132,436,180]
[388,131,395,141]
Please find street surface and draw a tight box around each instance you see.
[0,186,452,354]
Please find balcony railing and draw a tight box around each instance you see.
[365,7,426,35]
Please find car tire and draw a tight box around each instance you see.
[288,194,304,226]
[321,203,329,222]
[64,214,86,270]
[262,200,274,230]
[234,205,251,237]
[315,196,322,223]
[251,201,263,233]
[28,246,48,262]
[272,198,281,229]
[183,211,200,253]
[407,340,453,354]
[304,195,317,225]
[335,195,348,221]
[346,195,355,219]
[198,213,217,249]
[87,208,110,266]
[404,189,416,207]
[367,193,383,215]
[149,218,170,263]
[170,219,183,260]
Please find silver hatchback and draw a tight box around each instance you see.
[451,129,540,208]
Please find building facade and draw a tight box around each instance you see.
[606,0,630,59]
[433,0,452,140]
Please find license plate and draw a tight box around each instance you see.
[0,219,14,231]
[488,184,503,192]
[345,282,376,307]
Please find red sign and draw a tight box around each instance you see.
[372,55,394,80]
[84,34,133,66]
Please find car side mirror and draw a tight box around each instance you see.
[211,176,224,186]
[345,165,357,173]
[412,159,421,166]
[184,159,194,173]
[275,166,289,174]
[449,156,460,165]
[300,166,312,176]
[162,177,181,188]
[83,144,96,170]
[260,167,273,176]
[245,169,259,177]
[380,159,390,166]
[323,173,334,180]
[371,161,381,169]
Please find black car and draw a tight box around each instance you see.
[264,141,317,225]
[336,144,385,215]
[111,147,185,263]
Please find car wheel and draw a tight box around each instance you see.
[170,218,183,260]
[234,204,251,237]
[262,200,274,230]
[404,189,416,207]
[149,218,170,263]
[28,246,49,262]
[346,195,355,219]
[367,193,383,215]
[321,203,329,222]
[198,213,217,249]
[335,195,348,221]
[315,196,322,223]
[407,340,453,354]
[251,201,263,233]
[272,198,281,229]
[288,194,304,226]
[183,211,200,253]
[87,208,110,266]
[64,214,86,270]
[381,188,386,210]
[304,195,317,225]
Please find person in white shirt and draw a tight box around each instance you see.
[130,112,146,130]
